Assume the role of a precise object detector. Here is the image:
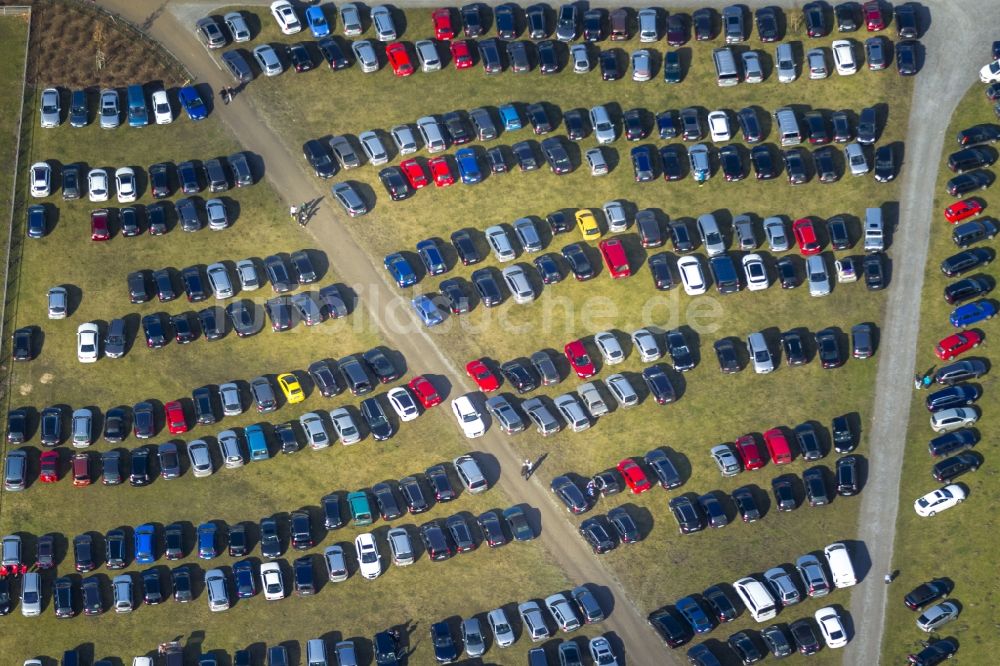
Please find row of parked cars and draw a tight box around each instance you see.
[37,83,207,129]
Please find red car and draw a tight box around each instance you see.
[864,0,885,31]
[598,239,632,279]
[564,339,596,378]
[386,41,415,77]
[466,359,500,391]
[408,375,442,408]
[164,400,188,434]
[40,449,59,483]
[735,435,766,470]
[432,8,455,39]
[792,218,821,255]
[935,330,982,360]
[429,156,455,186]
[763,428,793,465]
[944,199,983,224]
[72,453,91,487]
[450,39,474,69]
[91,209,110,241]
[400,159,429,189]
[617,458,651,494]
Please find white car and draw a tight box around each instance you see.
[603,200,627,232]
[329,407,361,445]
[831,40,857,75]
[252,44,284,76]
[270,0,302,35]
[371,5,397,41]
[638,8,659,41]
[358,131,388,165]
[980,59,1000,84]
[354,533,382,579]
[631,328,662,362]
[589,105,616,144]
[835,258,859,283]
[631,49,652,81]
[415,40,441,71]
[387,387,419,422]
[187,440,214,477]
[930,407,978,433]
[763,216,789,251]
[299,412,331,449]
[914,484,966,517]
[115,167,137,203]
[677,255,707,295]
[594,331,625,364]
[451,395,485,438]
[707,111,731,142]
[352,40,379,73]
[151,90,172,124]
[236,259,259,291]
[571,44,590,73]
[29,162,51,198]
[77,322,99,363]
[815,607,848,648]
[742,253,769,291]
[260,561,285,600]
[224,12,251,42]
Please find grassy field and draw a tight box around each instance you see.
[225,5,916,662]
[880,85,1000,663]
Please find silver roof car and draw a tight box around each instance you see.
[485,395,526,434]
[224,12,251,42]
[415,40,441,71]
[604,200,628,232]
[545,592,582,631]
[387,527,414,565]
[554,393,591,431]
[632,49,652,81]
[697,213,726,256]
[217,429,245,468]
[594,331,624,364]
[631,328,662,362]
[710,444,741,476]
[486,225,516,261]
[916,601,960,632]
[390,125,418,155]
[99,89,119,129]
[747,331,774,373]
[252,44,283,76]
[206,199,228,231]
[187,440,213,477]
[340,3,362,35]
[776,43,796,82]
[734,214,757,249]
[329,135,361,168]
[488,607,516,647]
[236,259,259,290]
[371,5,396,41]
[112,573,133,613]
[47,286,68,319]
[502,265,536,304]
[359,131,388,165]
[845,142,869,175]
[332,182,367,216]
[453,454,487,493]
[518,601,551,641]
[325,545,349,582]
[796,554,831,597]
[806,254,831,296]
[300,412,331,449]
[586,147,609,176]
[689,144,710,180]
[40,87,61,128]
[514,217,542,252]
[462,617,487,657]
[72,408,93,447]
[206,262,233,298]
[522,397,562,435]
[764,566,802,606]
[219,383,242,416]
[742,50,763,82]
[763,216,789,251]
[577,382,609,417]
[638,8,658,41]
[606,373,638,407]
[352,40,379,72]
[571,44,590,73]
[330,407,361,444]
[589,105,616,144]
[808,47,828,79]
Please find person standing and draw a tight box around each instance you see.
[521,459,530,480]
[290,204,298,220]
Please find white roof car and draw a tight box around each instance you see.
[814,607,848,648]
[742,253,769,291]
[371,5,397,41]
[391,125,418,155]
[677,255,707,295]
[415,40,441,71]
[253,44,284,76]
[29,162,51,198]
[260,561,285,600]
[217,429,245,467]
[236,259,259,290]
[697,213,726,256]
[742,50,763,83]
[299,412,331,449]
[930,407,978,432]
[224,12,251,42]
[604,200,627,233]
[77,322,99,363]
[845,142,869,175]
[594,331,625,364]
[187,440,214,477]
[488,608,516,647]
[387,387,420,422]
[151,90,173,124]
[707,111,732,142]
[806,254,831,297]
[352,40,379,73]
[40,87,61,128]
[330,407,362,445]
[577,382,609,417]
[545,592,582,631]
[571,44,590,73]
[454,453,488,493]
[586,147,609,176]
[451,395,485,438]
[502,265,536,304]
[589,105,616,144]
[832,40,857,75]
[340,3,363,36]
[589,637,618,666]
[606,373,639,407]
[808,47,828,79]
[47,286,67,319]
[914,484,966,517]
[763,216,789,251]
[270,0,302,35]
[980,59,1000,84]
[354,533,382,579]
[386,527,415,566]
[554,393,591,432]
[112,573,132,613]
[325,544,349,581]
[711,444,742,476]
[359,131,388,165]
[486,225,516,261]
[115,167,137,203]
[632,49,652,81]
[835,257,859,283]
[207,263,233,298]
[631,328,662,362]
[206,199,228,231]
[638,8,658,41]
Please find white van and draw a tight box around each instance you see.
[713,47,740,86]
[824,542,858,588]
[733,577,778,622]
[864,207,885,252]
[306,638,329,666]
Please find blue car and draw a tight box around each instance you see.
[305,6,330,37]
[384,252,417,287]
[950,299,996,327]
[411,295,444,327]
[416,239,447,275]
[499,103,522,131]
[675,596,713,634]
[197,522,217,559]
[631,145,655,182]
[178,86,208,120]
[456,148,482,184]
[233,559,256,598]
[246,424,270,460]
[134,523,156,564]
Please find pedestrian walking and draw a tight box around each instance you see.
[884,572,893,584]
[290,205,298,220]
[521,459,530,480]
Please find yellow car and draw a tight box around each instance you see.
[277,373,305,404]
[575,209,602,241]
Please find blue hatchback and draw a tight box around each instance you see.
[197,523,217,559]
[411,295,444,327]
[178,86,208,121]
[675,596,713,634]
[305,6,330,37]
[384,252,417,287]
[134,523,156,564]
[456,148,482,184]
[498,103,522,131]
[950,299,996,327]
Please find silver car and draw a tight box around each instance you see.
[711,444,742,476]
[806,254,831,296]
[845,142,869,175]
[72,408,93,447]
[604,200,628,232]
[514,217,542,252]
[330,135,361,169]
[518,601,551,641]
[352,40,379,72]
[776,43,796,83]
[206,262,233,298]
[300,412,331,449]
[253,44,284,76]
[697,213,726,256]
[764,566,802,606]
[488,607,516,647]
[807,47,828,79]
[486,225,516,262]
[747,331,774,374]
[689,144,710,181]
[796,554,831,597]
[502,265,536,304]
[236,259,260,290]
[742,50,764,83]
[631,328,662,362]
[763,216,789,251]
[916,601,960,632]
[638,8,658,42]
[522,397,562,436]
[577,382,609,417]
[554,393,590,432]
[99,88,119,129]
[219,383,242,416]
[545,592,581,632]
[224,11,251,42]
[340,3,362,35]
[206,199,228,231]
[390,125,418,155]
[325,545,349,582]
[205,568,230,611]
[453,454,488,493]
[113,573,133,613]
[462,617,487,658]
[631,49,652,81]
[586,148,609,176]
[217,429,245,468]
[734,214,757,250]
[330,407,361,444]
[332,182,367,216]
[40,87,61,128]
[187,440,213,477]
[594,331,625,364]
[415,40,441,71]
[21,572,42,616]
[359,131,388,165]
[571,44,590,73]
[386,527,415,566]
[371,5,396,41]
[589,105,616,144]
[485,395,526,434]
[47,286,68,319]
[606,374,638,407]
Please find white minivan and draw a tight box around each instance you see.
[824,542,858,588]
[734,576,778,622]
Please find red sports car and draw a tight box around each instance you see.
[40,449,59,483]
[164,400,188,434]
[400,159,429,189]
[944,199,983,224]
[864,0,885,31]
[735,435,766,470]
[935,330,982,360]
[792,218,821,255]
[386,41,415,77]
[466,359,499,391]
[564,339,596,378]
[617,458,651,494]
[408,375,442,408]
[450,40,474,69]
[429,156,456,186]
[91,209,110,241]
[432,8,455,40]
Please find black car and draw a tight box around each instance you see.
[935,359,988,385]
[944,276,991,304]
[579,516,617,554]
[562,243,595,280]
[450,229,480,266]
[781,330,808,366]
[397,476,428,514]
[197,307,224,341]
[704,585,738,622]
[129,447,151,486]
[790,618,821,655]
[426,464,456,501]
[755,7,779,41]
[163,523,184,560]
[732,486,761,522]
[192,387,216,425]
[815,328,842,368]
[925,384,981,412]
[120,207,141,236]
[477,37,502,73]
[471,268,502,306]
[663,50,682,83]
[318,37,350,69]
[142,568,163,605]
[494,2,517,38]
[538,40,558,73]
[54,576,74,617]
[501,359,538,393]
[320,493,344,530]
[527,3,548,38]
[760,624,794,658]
[692,8,713,40]
[836,455,859,495]
[599,49,621,80]
[648,607,692,648]
[805,112,829,144]
[128,270,150,304]
[794,422,824,460]
[360,397,394,441]
[363,348,399,383]
[831,414,855,453]
[698,493,728,528]
[533,254,563,284]
[178,161,200,193]
[180,266,206,302]
[6,408,27,444]
[293,555,315,595]
[607,506,639,543]
[631,145,656,182]
[904,578,953,610]
[835,2,858,31]
[803,467,829,506]
[446,514,475,552]
[486,146,508,173]
[227,300,264,337]
[73,534,95,572]
[825,216,851,250]
[142,313,168,348]
[928,428,978,457]
[542,136,572,174]
[303,139,336,178]
[669,496,705,534]
[751,145,777,180]
[946,170,993,197]
[908,639,958,666]
[660,144,685,181]
[172,565,193,603]
[648,253,675,290]
[814,147,838,183]
[430,621,459,664]
[461,3,482,36]
[82,577,102,615]
[547,210,572,234]
[665,329,694,371]
[372,482,404,520]
[12,327,34,361]
[803,1,826,36]
[289,510,313,550]
[896,39,918,75]
[526,103,552,135]
[947,147,996,173]
[642,365,676,404]
[783,149,808,184]
[171,312,196,344]
[719,145,745,181]
[714,338,741,373]
[941,247,993,276]
[147,203,167,235]
[40,405,62,445]
[288,43,313,71]
[439,278,470,314]
[957,123,1000,146]
[36,533,55,569]
[738,107,762,143]
[477,511,507,547]
[308,360,342,397]
[259,517,282,559]
[563,108,588,141]
[864,252,886,290]
[729,631,764,665]
[378,167,413,201]
[636,210,662,247]
[420,520,455,561]
[511,141,539,170]
[657,110,679,139]
[772,476,797,511]
[443,111,473,144]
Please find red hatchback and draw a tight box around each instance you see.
[40,449,59,483]
[386,42,415,77]
[164,400,188,434]
[864,0,885,31]
[409,375,442,408]
[763,428,793,464]
[617,458,652,494]
[91,209,110,241]
[466,359,499,391]
[944,199,983,224]
[400,159,429,189]
[432,8,455,39]
[598,239,632,279]
[429,156,456,186]
[564,339,596,378]
[735,435,766,470]
[450,40,474,69]
[935,330,982,360]
[792,218,821,255]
